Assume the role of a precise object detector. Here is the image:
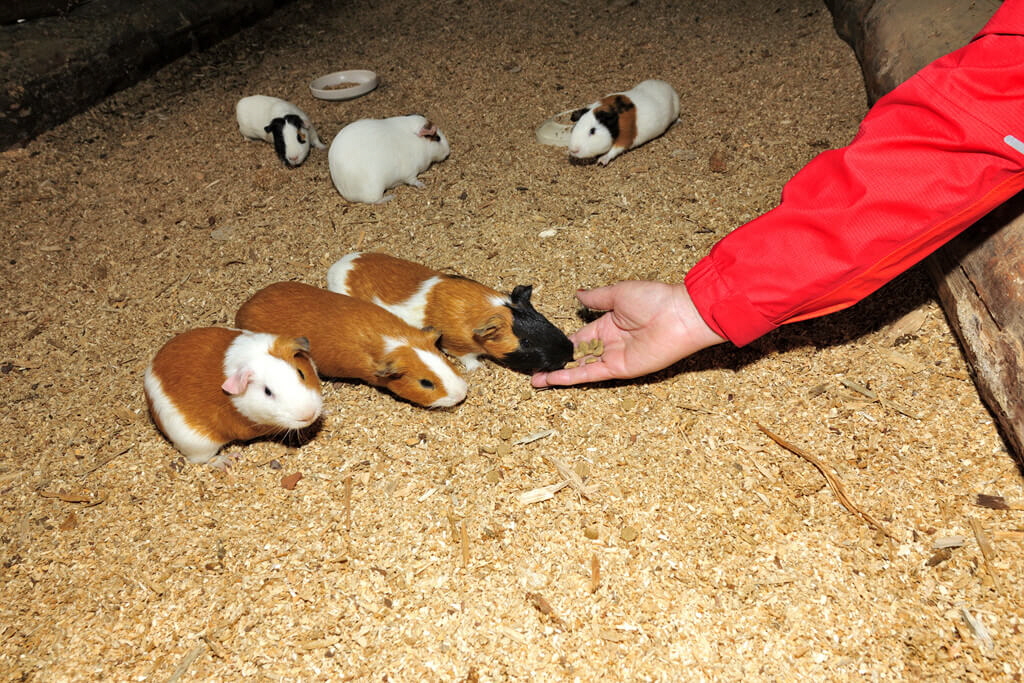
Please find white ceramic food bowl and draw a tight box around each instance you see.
[309,70,379,101]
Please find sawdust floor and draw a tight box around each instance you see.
[2,0,1023,680]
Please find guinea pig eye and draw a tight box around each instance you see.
[296,367,306,381]
[419,379,435,391]
[589,127,596,136]
[264,386,273,398]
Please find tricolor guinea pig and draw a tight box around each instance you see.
[328,114,450,204]
[568,79,680,166]
[326,252,574,373]
[144,327,323,469]
[236,95,327,167]
[235,281,467,408]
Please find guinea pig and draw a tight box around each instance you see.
[236,95,327,167]
[567,79,680,166]
[326,252,574,373]
[144,327,323,469]
[328,114,450,204]
[235,281,467,408]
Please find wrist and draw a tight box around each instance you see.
[671,283,727,352]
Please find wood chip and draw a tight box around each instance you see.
[968,517,1002,594]
[280,472,303,490]
[959,603,995,657]
[545,454,599,500]
[933,535,967,549]
[166,644,206,683]
[757,423,895,540]
[59,512,77,531]
[599,628,630,643]
[514,429,554,445]
[976,493,1024,511]
[887,309,927,340]
[517,481,568,505]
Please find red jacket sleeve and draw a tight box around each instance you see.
[685,1,1024,347]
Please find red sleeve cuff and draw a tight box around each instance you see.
[685,256,779,347]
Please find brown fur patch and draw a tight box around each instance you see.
[235,281,460,406]
[148,327,266,443]
[598,93,637,149]
[341,253,521,361]
[344,252,440,303]
[267,335,320,390]
[428,278,518,359]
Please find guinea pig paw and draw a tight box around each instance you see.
[597,154,612,166]
[407,178,426,189]
[207,453,237,471]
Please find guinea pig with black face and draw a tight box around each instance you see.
[326,252,574,373]
[236,95,326,167]
[568,79,680,166]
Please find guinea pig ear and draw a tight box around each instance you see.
[570,108,589,122]
[473,315,508,341]
[510,285,534,307]
[294,337,311,353]
[417,122,441,142]
[422,327,442,347]
[222,368,254,395]
[264,118,283,135]
[374,358,403,379]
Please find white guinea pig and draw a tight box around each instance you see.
[567,79,680,166]
[328,114,450,204]
[236,95,327,167]
[144,327,323,469]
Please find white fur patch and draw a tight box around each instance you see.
[223,331,322,430]
[489,294,510,307]
[415,348,467,407]
[378,276,441,328]
[381,336,406,354]
[143,365,223,464]
[325,252,363,294]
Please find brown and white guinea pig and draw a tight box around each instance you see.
[235,281,467,408]
[236,95,327,167]
[328,114,450,204]
[326,252,574,374]
[567,79,680,166]
[144,327,323,469]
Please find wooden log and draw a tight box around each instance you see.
[824,0,1024,459]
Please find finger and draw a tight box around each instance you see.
[531,359,616,387]
[574,285,618,312]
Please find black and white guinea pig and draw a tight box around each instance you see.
[236,95,327,167]
[144,327,323,469]
[568,79,680,166]
[326,252,574,373]
[328,114,450,204]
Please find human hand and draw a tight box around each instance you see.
[531,281,725,387]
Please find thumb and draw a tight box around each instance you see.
[575,284,619,312]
